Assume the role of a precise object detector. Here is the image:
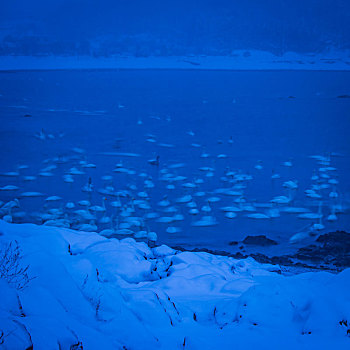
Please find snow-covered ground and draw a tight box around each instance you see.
[0,220,349,349]
[0,50,350,71]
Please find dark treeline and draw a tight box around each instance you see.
[0,0,349,56]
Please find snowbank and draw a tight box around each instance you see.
[0,220,349,349]
[0,50,350,71]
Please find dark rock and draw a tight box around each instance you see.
[270,256,293,265]
[170,246,186,252]
[316,230,350,246]
[295,231,350,267]
[230,252,246,259]
[250,253,272,264]
[242,235,278,246]
[211,250,231,256]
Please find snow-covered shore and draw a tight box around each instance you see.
[0,220,349,349]
[1,50,350,71]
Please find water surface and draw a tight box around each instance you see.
[0,69,349,255]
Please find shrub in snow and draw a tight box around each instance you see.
[0,240,32,290]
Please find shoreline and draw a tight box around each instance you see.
[1,51,350,71]
[170,230,350,274]
[170,244,341,274]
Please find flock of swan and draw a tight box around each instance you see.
[0,126,348,248]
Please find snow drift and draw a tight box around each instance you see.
[0,220,349,349]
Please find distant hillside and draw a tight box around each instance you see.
[0,0,349,57]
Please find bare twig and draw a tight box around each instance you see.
[0,241,34,290]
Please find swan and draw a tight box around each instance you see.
[89,198,107,213]
[147,232,158,246]
[148,156,160,166]
[246,213,270,219]
[166,227,182,234]
[327,205,337,222]
[201,201,212,213]
[0,185,19,191]
[225,212,237,219]
[192,216,218,227]
[189,208,199,215]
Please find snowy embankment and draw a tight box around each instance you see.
[0,221,349,349]
[0,50,350,71]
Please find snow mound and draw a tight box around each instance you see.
[0,220,349,349]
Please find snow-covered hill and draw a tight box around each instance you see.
[0,220,349,349]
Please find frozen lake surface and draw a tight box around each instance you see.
[0,69,349,256]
